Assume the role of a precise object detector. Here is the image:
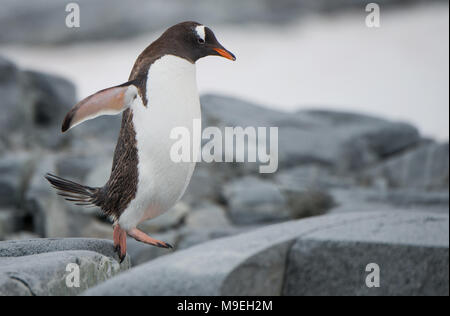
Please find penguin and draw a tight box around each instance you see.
[45,21,235,261]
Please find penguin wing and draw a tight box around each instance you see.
[61,81,139,132]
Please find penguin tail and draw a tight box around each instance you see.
[45,173,100,207]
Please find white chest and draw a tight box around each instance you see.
[119,55,201,229]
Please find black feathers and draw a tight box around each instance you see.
[45,173,100,207]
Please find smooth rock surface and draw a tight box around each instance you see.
[0,238,130,296]
[83,211,449,296]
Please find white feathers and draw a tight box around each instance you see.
[118,55,201,231]
[195,25,206,41]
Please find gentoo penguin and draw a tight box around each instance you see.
[45,21,235,261]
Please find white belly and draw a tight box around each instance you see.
[119,55,201,230]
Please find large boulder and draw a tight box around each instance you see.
[83,211,449,296]
[0,57,76,149]
[0,238,130,296]
[201,95,421,172]
[362,141,449,190]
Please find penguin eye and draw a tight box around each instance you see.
[198,38,205,44]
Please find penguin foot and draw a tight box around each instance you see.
[113,224,127,263]
[127,228,173,249]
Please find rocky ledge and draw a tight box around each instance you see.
[83,211,449,296]
[0,238,130,296]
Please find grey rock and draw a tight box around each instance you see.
[0,57,21,142]
[366,188,449,208]
[0,209,17,240]
[283,212,449,296]
[0,153,32,208]
[19,71,76,149]
[223,176,290,225]
[363,142,449,190]
[24,153,68,237]
[4,231,40,241]
[201,95,421,172]
[85,158,112,188]
[55,154,95,182]
[71,115,122,143]
[184,202,231,230]
[83,211,449,296]
[0,238,130,296]
[275,166,337,218]
[0,57,76,149]
[181,163,227,206]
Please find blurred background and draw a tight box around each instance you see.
[0,0,448,266]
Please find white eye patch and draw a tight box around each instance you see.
[195,25,205,41]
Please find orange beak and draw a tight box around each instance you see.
[213,48,236,61]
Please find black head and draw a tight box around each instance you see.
[154,21,236,63]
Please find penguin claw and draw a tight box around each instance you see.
[128,228,174,250]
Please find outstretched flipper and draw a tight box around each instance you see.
[61,82,139,132]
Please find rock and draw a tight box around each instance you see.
[184,202,231,230]
[0,57,77,149]
[201,95,421,172]
[139,202,190,233]
[223,176,290,225]
[55,154,95,182]
[23,153,68,237]
[366,189,449,208]
[0,238,130,296]
[0,155,28,208]
[275,166,337,218]
[329,187,449,215]
[283,213,449,296]
[0,209,17,240]
[4,231,40,241]
[19,71,76,149]
[178,201,246,250]
[84,158,112,188]
[181,163,227,206]
[0,57,21,144]
[362,142,449,190]
[83,211,449,296]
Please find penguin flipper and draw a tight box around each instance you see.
[61,81,139,132]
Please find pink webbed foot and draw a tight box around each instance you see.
[127,228,173,249]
